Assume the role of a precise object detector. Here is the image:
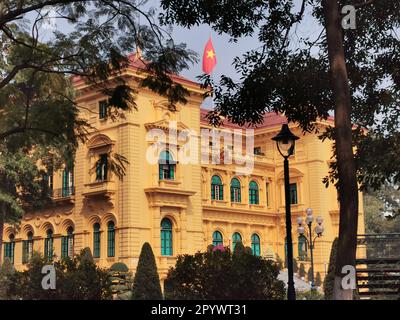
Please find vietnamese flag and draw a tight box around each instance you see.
[202,37,217,74]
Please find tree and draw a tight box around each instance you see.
[0,1,197,264]
[160,0,400,299]
[307,267,313,283]
[132,242,162,300]
[299,263,306,279]
[324,238,338,300]
[164,246,285,300]
[315,272,322,288]
[0,258,14,299]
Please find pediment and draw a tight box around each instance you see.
[145,120,190,133]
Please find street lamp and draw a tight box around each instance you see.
[272,124,299,301]
[297,208,324,291]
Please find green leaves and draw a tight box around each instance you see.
[164,245,285,300]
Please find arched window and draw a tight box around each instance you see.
[230,178,241,203]
[298,235,308,261]
[93,223,101,258]
[159,150,176,180]
[232,232,242,251]
[212,231,223,247]
[4,234,15,264]
[62,166,74,197]
[249,181,259,205]
[251,234,261,256]
[107,221,115,257]
[23,231,34,264]
[211,175,223,200]
[44,229,53,260]
[62,227,74,259]
[161,218,173,256]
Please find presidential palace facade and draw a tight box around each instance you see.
[2,56,365,284]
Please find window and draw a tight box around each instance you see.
[93,223,101,258]
[44,229,53,261]
[62,166,74,197]
[107,221,115,257]
[4,234,15,264]
[99,100,108,119]
[289,183,298,205]
[159,150,175,180]
[96,154,108,181]
[266,183,270,206]
[230,178,241,203]
[254,147,264,156]
[211,175,223,200]
[232,232,242,251]
[298,235,308,261]
[22,232,34,264]
[251,234,261,256]
[212,231,223,247]
[61,227,74,259]
[161,218,173,256]
[249,181,259,205]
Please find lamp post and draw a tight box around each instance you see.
[297,208,324,291]
[272,124,299,301]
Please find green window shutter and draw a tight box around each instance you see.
[169,165,175,179]
[22,241,28,264]
[161,219,173,256]
[219,185,224,200]
[107,222,115,257]
[211,185,215,200]
[61,236,67,259]
[93,224,101,258]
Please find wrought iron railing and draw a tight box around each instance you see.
[357,233,400,260]
[52,187,75,198]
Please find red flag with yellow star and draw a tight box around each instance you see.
[202,37,217,74]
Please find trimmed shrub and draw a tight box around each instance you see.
[132,242,162,300]
[299,263,306,278]
[315,272,322,287]
[110,262,129,273]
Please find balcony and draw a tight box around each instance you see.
[52,187,75,203]
[83,180,116,201]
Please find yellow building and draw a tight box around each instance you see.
[2,56,365,285]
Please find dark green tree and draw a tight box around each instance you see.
[307,267,313,283]
[164,246,285,300]
[299,263,306,279]
[0,1,197,264]
[315,272,322,288]
[0,257,14,299]
[8,248,111,300]
[132,242,162,300]
[160,0,400,299]
[324,238,338,300]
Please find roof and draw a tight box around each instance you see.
[72,52,201,89]
[200,108,287,130]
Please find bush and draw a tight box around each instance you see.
[132,242,162,300]
[299,263,306,278]
[164,245,285,300]
[110,262,129,273]
[296,290,324,300]
[8,249,111,300]
[324,238,338,300]
[0,258,14,299]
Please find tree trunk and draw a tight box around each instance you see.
[322,0,359,300]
